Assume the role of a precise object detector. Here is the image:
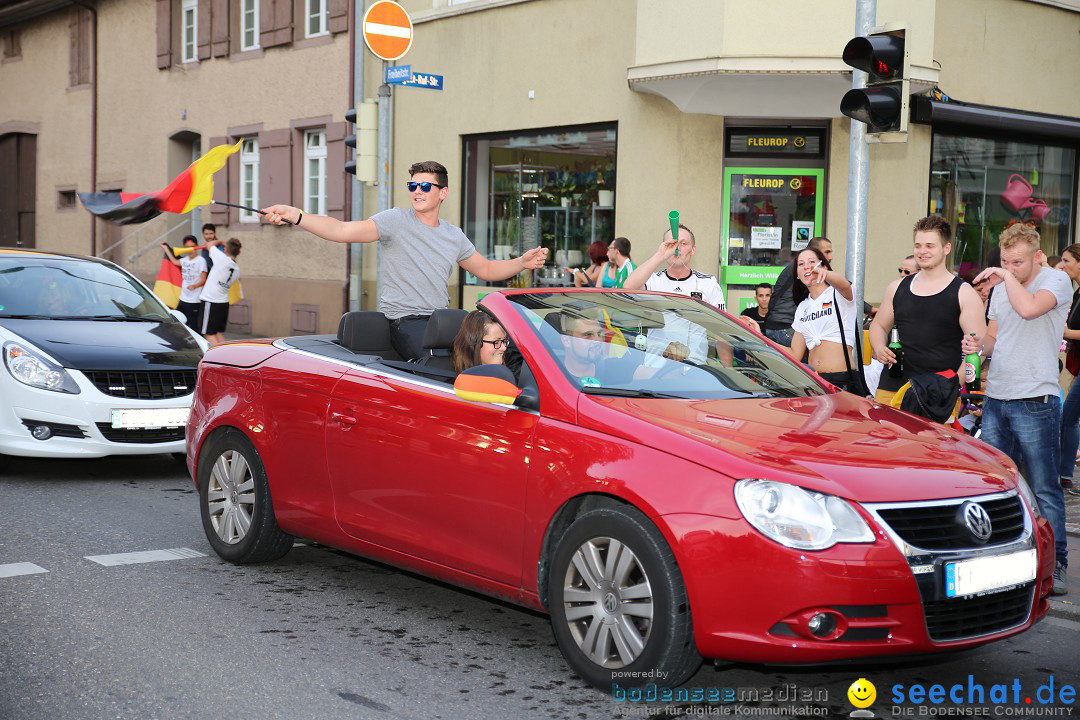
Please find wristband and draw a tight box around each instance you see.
[296,211,302,226]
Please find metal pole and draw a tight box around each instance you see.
[846,0,875,332]
[349,0,366,311]
[377,62,392,300]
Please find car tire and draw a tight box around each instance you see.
[197,428,292,564]
[0,454,10,474]
[548,505,702,690]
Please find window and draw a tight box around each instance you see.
[304,130,326,216]
[181,0,198,63]
[2,28,20,60]
[239,138,260,222]
[58,189,77,209]
[241,0,259,51]
[930,132,1077,273]
[305,0,328,38]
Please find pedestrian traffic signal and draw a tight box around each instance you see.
[840,25,909,141]
[344,102,378,182]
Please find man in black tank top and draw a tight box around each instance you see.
[869,216,987,405]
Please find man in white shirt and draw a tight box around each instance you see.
[199,237,241,347]
[160,235,207,331]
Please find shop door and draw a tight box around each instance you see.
[721,167,824,311]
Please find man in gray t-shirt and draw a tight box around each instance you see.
[964,225,1071,595]
[263,160,547,358]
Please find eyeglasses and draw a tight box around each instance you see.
[407,181,445,193]
[898,268,913,275]
[481,338,509,349]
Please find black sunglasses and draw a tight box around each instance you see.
[898,268,913,275]
[407,181,445,193]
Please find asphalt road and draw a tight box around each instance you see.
[0,455,1077,720]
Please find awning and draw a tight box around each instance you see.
[912,96,1080,142]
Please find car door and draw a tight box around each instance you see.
[325,367,537,586]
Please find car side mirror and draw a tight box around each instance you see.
[169,309,187,323]
[454,364,529,408]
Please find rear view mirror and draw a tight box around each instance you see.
[454,364,523,406]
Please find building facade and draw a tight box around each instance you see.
[3,0,1079,332]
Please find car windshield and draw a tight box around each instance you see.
[505,292,827,399]
[0,256,173,321]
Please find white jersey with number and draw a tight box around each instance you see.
[644,270,727,311]
[199,246,239,304]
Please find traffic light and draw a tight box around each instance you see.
[840,24,909,141]
[344,101,378,182]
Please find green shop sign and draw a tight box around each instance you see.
[722,266,783,285]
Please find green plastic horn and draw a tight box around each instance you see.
[668,210,680,256]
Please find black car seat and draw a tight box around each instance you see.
[416,308,468,372]
[335,311,402,360]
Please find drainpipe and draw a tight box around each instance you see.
[72,0,97,256]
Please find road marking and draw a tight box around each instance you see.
[0,562,48,578]
[84,547,207,567]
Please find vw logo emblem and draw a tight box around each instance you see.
[959,502,993,544]
[603,593,618,614]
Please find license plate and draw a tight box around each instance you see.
[945,549,1037,597]
[110,408,190,429]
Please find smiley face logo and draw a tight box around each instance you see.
[790,178,802,190]
[847,678,876,709]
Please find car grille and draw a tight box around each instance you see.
[96,423,185,444]
[876,495,1025,550]
[82,370,197,400]
[923,582,1034,642]
[21,420,88,439]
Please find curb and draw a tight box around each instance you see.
[1047,599,1079,621]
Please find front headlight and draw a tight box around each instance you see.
[734,479,875,551]
[3,342,80,394]
[1015,474,1042,519]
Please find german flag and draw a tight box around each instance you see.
[153,245,244,309]
[453,365,522,405]
[79,140,242,224]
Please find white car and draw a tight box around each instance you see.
[0,248,207,466]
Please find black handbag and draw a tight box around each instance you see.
[832,289,870,396]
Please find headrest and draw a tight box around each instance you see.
[337,312,394,353]
[423,308,469,350]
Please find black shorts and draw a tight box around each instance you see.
[201,301,230,335]
[176,300,202,330]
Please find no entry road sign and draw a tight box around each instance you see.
[363,1,413,62]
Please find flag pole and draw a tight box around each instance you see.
[212,200,294,225]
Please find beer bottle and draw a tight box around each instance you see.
[887,328,904,379]
[963,334,981,392]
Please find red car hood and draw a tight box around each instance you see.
[577,392,1014,503]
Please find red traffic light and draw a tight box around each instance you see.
[842,34,904,81]
[840,84,903,131]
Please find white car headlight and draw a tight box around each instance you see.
[734,479,874,551]
[1014,474,1042,518]
[3,342,81,394]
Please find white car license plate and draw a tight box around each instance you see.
[945,549,1037,598]
[110,408,190,430]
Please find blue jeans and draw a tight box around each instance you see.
[982,396,1068,567]
[764,326,794,347]
[1059,380,1080,478]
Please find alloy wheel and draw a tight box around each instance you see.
[205,450,256,545]
[561,536,654,668]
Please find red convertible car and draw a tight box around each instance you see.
[187,289,1055,690]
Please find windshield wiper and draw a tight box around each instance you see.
[581,387,687,399]
[52,315,162,322]
[0,314,51,319]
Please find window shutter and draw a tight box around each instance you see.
[197,0,211,60]
[329,0,348,34]
[211,0,229,57]
[227,138,240,226]
[258,129,292,207]
[260,0,290,48]
[68,10,79,86]
[156,0,172,69]
[325,122,346,220]
[208,136,229,226]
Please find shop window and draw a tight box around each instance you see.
[930,133,1076,274]
[461,124,617,290]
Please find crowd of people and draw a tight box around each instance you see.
[258,158,1071,597]
[161,223,242,347]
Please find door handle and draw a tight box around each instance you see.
[331,412,357,426]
